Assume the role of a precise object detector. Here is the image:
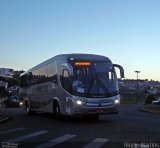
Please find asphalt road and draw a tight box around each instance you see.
[0,105,160,148]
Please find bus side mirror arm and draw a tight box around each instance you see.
[113,64,124,78]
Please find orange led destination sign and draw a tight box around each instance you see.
[74,62,91,66]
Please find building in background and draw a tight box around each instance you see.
[0,68,14,78]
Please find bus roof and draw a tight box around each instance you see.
[54,54,111,61]
[22,54,112,75]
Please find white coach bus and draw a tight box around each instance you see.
[19,54,124,119]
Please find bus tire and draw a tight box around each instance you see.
[53,101,61,119]
[26,101,36,115]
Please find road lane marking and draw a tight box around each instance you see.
[83,138,109,148]
[36,134,76,148]
[8,130,49,142]
[0,127,26,135]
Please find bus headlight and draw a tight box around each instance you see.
[77,100,83,105]
[19,102,23,106]
[114,99,120,104]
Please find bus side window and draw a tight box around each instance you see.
[53,74,58,85]
[32,69,40,85]
[38,66,48,84]
[28,72,33,86]
[48,62,58,85]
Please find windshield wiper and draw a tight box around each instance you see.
[95,73,110,95]
[86,77,94,96]
[86,75,110,97]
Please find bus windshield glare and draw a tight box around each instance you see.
[70,61,118,98]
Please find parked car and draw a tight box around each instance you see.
[152,97,160,105]
[9,96,20,102]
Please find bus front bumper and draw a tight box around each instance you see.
[72,104,119,116]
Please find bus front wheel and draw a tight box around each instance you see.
[53,101,61,119]
[26,101,36,115]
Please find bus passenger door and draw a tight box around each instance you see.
[60,69,73,115]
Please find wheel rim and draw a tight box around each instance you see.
[55,104,59,115]
[26,102,29,113]
[26,106,29,112]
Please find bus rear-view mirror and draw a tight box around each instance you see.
[113,64,124,78]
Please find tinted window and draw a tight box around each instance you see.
[47,62,58,84]
[39,66,48,83]
[48,63,54,77]
[21,62,58,87]
[31,69,40,85]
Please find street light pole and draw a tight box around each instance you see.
[135,71,141,103]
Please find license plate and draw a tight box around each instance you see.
[96,110,104,113]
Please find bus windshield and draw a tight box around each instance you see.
[70,62,118,98]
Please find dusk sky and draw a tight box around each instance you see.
[0,0,160,81]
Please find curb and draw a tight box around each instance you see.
[0,116,12,123]
[141,108,160,114]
